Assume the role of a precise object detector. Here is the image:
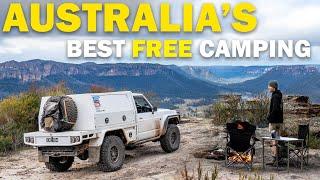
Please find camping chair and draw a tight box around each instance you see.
[225,121,257,170]
[288,124,309,167]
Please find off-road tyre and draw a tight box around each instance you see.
[59,96,78,131]
[45,156,74,172]
[42,96,78,132]
[98,136,125,172]
[160,124,180,153]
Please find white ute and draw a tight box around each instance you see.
[24,91,180,172]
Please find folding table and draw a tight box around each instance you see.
[261,136,304,171]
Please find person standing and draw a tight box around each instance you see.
[268,80,283,134]
[267,80,284,164]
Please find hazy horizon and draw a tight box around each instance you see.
[1,58,319,67]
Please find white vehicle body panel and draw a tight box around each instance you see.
[94,93,136,129]
[38,94,96,131]
[24,91,180,157]
[137,111,160,140]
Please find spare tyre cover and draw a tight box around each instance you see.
[40,96,78,132]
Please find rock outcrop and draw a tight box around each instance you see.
[284,95,320,117]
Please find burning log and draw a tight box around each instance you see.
[228,152,252,163]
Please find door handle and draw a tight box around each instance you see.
[139,117,143,120]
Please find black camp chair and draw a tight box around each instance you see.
[288,124,309,166]
[225,121,257,170]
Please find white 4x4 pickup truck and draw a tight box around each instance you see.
[24,91,180,172]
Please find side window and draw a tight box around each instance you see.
[133,96,153,113]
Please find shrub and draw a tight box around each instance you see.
[245,93,269,127]
[309,133,320,149]
[0,136,12,154]
[211,94,243,125]
[211,94,269,126]
[212,102,232,125]
[0,93,39,125]
[0,82,70,154]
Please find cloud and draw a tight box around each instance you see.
[0,37,64,61]
[0,0,319,66]
[0,37,63,54]
[253,1,320,41]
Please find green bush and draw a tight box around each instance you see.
[211,94,269,126]
[245,94,269,127]
[0,82,70,154]
[211,94,243,125]
[0,136,12,154]
[212,102,233,125]
[0,93,39,126]
[309,134,320,149]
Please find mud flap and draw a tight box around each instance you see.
[88,132,105,163]
[88,147,101,163]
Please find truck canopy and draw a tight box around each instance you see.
[38,91,136,131]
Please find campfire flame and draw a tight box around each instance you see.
[228,152,252,163]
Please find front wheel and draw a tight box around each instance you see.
[45,156,74,172]
[98,136,125,172]
[160,124,180,153]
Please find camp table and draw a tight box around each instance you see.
[261,136,304,171]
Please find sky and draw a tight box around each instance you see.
[0,0,319,66]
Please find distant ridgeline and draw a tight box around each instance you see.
[0,60,320,103]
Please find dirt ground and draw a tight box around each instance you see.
[1,118,320,180]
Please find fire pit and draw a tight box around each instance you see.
[228,152,252,163]
[225,121,257,170]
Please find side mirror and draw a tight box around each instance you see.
[153,107,158,112]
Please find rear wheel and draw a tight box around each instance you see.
[45,156,74,172]
[98,136,125,172]
[160,124,180,153]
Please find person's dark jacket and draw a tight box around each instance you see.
[268,90,283,123]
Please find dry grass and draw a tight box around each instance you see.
[180,160,276,180]
[180,161,218,180]
[239,172,274,180]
